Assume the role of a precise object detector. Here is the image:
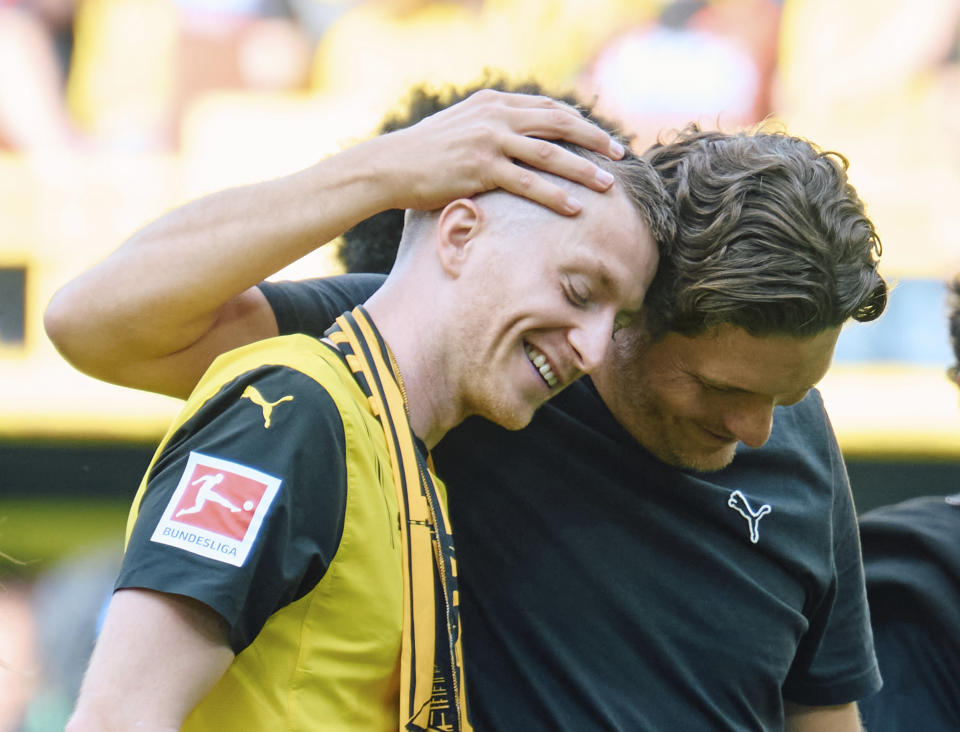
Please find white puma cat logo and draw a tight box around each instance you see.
[241,385,294,428]
[727,490,771,544]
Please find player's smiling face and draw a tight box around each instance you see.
[592,324,841,471]
[452,185,658,431]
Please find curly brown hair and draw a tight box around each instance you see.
[640,124,887,339]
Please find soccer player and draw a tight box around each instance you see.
[60,91,671,730]
[48,91,887,730]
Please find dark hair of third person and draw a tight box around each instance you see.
[338,76,621,275]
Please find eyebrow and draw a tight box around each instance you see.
[592,258,641,311]
[698,373,816,401]
[567,249,644,311]
[595,262,617,297]
[698,376,748,394]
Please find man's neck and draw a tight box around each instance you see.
[363,283,460,449]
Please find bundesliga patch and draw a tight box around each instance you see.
[150,451,282,567]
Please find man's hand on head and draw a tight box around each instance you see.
[385,88,626,215]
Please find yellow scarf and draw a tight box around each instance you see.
[326,307,471,732]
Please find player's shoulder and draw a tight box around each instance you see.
[157,337,343,440]
[207,333,333,379]
[194,334,360,403]
[165,334,383,455]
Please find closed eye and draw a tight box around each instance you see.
[564,278,592,308]
[698,378,740,395]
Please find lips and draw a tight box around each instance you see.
[524,343,559,388]
[696,423,736,446]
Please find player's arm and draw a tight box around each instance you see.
[67,362,348,728]
[781,398,875,732]
[44,90,625,399]
[66,588,233,732]
[784,701,863,732]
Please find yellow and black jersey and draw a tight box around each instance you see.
[118,334,407,730]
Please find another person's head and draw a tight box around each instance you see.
[948,277,960,387]
[592,124,887,471]
[338,77,619,274]
[389,140,674,432]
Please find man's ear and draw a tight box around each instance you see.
[436,199,482,278]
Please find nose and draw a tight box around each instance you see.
[722,398,775,449]
[567,310,614,373]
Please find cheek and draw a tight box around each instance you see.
[656,384,716,423]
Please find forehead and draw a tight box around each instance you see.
[557,189,656,309]
[662,325,841,396]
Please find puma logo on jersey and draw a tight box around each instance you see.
[727,490,771,544]
[241,385,294,428]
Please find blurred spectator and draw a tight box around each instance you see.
[66,0,179,150]
[174,0,314,101]
[66,0,316,151]
[778,0,960,128]
[309,0,648,128]
[0,1,83,151]
[284,0,355,44]
[0,582,38,731]
[309,0,490,122]
[579,0,782,151]
[776,0,960,276]
[856,276,960,730]
[19,547,118,732]
[483,0,655,95]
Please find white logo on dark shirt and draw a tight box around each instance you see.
[727,490,771,544]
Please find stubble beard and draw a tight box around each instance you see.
[603,377,739,474]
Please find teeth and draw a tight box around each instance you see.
[525,344,558,388]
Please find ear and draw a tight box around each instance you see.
[436,198,482,278]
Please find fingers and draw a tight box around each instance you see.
[519,107,625,161]
[393,89,627,214]
[469,89,626,161]
[485,157,585,216]
[462,90,627,216]
[503,134,618,192]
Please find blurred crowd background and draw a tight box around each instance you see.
[2,0,960,729]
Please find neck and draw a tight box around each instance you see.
[363,277,461,448]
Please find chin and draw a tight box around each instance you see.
[493,408,536,432]
[680,444,739,473]
[647,439,739,473]
[477,398,537,432]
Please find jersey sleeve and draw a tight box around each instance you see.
[782,396,882,705]
[116,365,348,654]
[258,274,385,338]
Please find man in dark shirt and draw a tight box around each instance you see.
[47,90,887,730]
[856,277,960,731]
